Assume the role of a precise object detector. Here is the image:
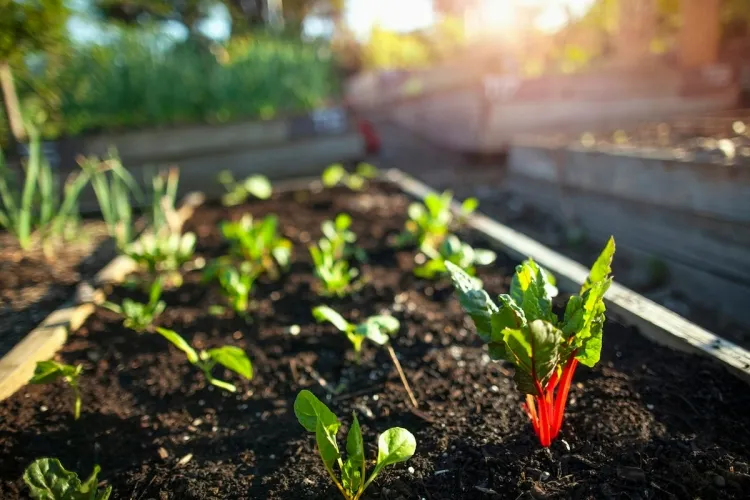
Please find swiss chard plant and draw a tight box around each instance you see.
[23,458,112,500]
[321,213,367,262]
[414,234,496,279]
[221,214,292,280]
[309,241,359,297]
[312,306,399,364]
[444,237,615,447]
[294,390,416,500]
[124,230,196,277]
[395,191,478,249]
[216,264,258,318]
[217,170,272,207]
[156,327,253,393]
[321,163,379,191]
[30,361,83,420]
[102,277,165,332]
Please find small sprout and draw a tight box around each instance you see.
[23,458,112,499]
[445,237,615,447]
[322,163,379,191]
[395,191,477,249]
[102,277,165,332]
[221,214,292,280]
[414,235,496,279]
[216,264,258,318]
[217,170,272,206]
[156,327,253,393]
[309,241,359,297]
[294,390,416,500]
[312,306,398,363]
[124,230,196,276]
[321,213,367,262]
[30,361,83,420]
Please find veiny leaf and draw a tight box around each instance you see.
[445,261,499,342]
[23,458,80,500]
[156,328,199,364]
[581,236,615,295]
[312,306,351,332]
[510,259,555,323]
[207,346,253,380]
[375,428,416,470]
[294,390,340,433]
[503,320,562,395]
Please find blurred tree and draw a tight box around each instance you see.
[0,0,69,142]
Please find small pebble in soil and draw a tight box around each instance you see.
[372,394,379,401]
[39,405,48,412]
[232,331,243,340]
[647,404,655,410]
[192,418,203,426]
[408,467,415,474]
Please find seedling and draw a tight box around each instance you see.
[312,306,417,407]
[395,191,478,249]
[156,327,253,393]
[102,277,165,332]
[445,237,615,447]
[221,214,292,280]
[30,361,83,420]
[309,241,359,297]
[124,230,196,277]
[321,163,379,191]
[216,264,258,318]
[217,170,272,206]
[24,458,111,499]
[321,213,367,262]
[414,234,496,279]
[294,390,416,500]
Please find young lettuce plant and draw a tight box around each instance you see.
[312,306,418,407]
[124,230,197,278]
[444,237,615,447]
[24,458,111,500]
[29,361,83,420]
[217,170,272,207]
[216,264,258,318]
[294,390,416,500]
[221,214,292,280]
[321,213,367,262]
[414,234,496,279]
[309,240,359,297]
[321,163,379,191]
[102,277,165,332]
[395,191,478,249]
[156,327,253,393]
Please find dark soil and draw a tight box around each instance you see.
[0,223,113,357]
[1,183,749,499]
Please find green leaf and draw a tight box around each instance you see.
[504,320,562,395]
[206,346,253,380]
[335,213,352,231]
[510,259,555,323]
[355,162,379,179]
[29,361,68,385]
[413,258,446,279]
[407,202,426,222]
[244,175,272,200]
[354,315,399,346]
[342,414,364,493]
[581,236,615,295]
[461,197,479,214]
[294,390,340,433]
[445,261,499,342]
[374,427,416,471]
[312,306,351,332]
[156,328,199,364]
[315,419,341,469]
[322,164,345,187]
[23,458,80,500]
[473,248,497,266]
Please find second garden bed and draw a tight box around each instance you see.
[1,183,749,499]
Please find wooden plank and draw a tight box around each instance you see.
[0,193,205,401]
[383,168,750,383]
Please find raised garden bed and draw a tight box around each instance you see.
[1,175,749,499]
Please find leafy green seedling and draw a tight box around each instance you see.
[102,277,165,332]
[124,230,196,276]
[216,264,258,318]
[30,361,83,420]
[309,241,359,297]
[312,306,398,363]
[221,214,292,280]
[321,213,367,262]
[23,458,112,499]
[414,235,497,279]
[156,327,253,393]
[294,390,416,500]
[322,163,379,191]
[444,237,615,447]
[395,191,477,249]
[217,170,272,206]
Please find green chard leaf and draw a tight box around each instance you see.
[581,236,615,295]
[156,328,199,364]
[510,259,556,323]
[312,306,352,332]
[206,346,253,380]
[504,320,563,395]
[23,458,112,500]
[445,261,499,342]
[342,414,365,493]
[315,419,341,469]
[373,428,417,476]
[294,390,340,433]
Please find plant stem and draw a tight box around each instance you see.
[386,344,418,409]
[551,357,579,439]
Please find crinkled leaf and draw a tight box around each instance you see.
[445,261,499,342]
[510,259,555,323]
[206,346,253,380]
[342,414,364,493]
[294,390,340,433]
[23,458,111,500]
[312,306,351,333]
[374,428,416,473]
[244,175,272,200]
[504,320,562,395]
[490,295,526,343]
[156,328,199,364]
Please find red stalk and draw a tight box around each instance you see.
[534,381,551,447]
[551,357,579,439]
